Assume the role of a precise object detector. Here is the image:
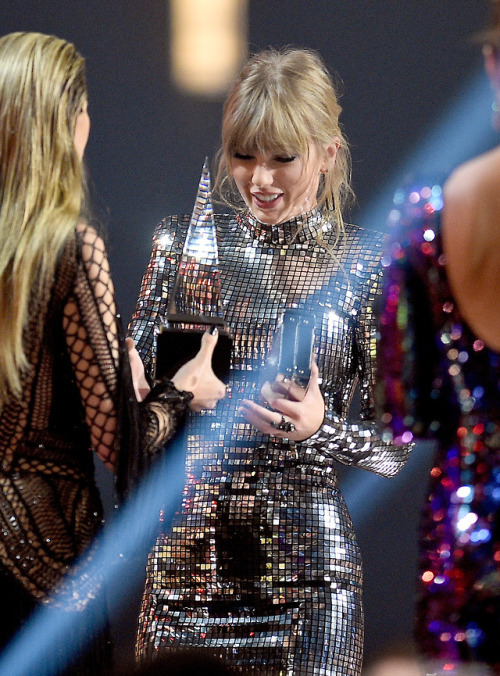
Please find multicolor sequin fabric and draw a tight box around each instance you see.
[130,209,411,675]
[377,184,500,671]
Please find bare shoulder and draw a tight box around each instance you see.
[443,147,500,261]
[445,146,500,207]
[443,146,500,351]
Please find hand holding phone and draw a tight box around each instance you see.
[265,309,315,401]
[271,310,315,392]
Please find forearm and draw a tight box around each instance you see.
[301,412,412,477]
[138,378,193,457]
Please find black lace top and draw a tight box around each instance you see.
[0,223,192,603]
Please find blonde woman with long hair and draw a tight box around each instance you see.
[0,31,224,674]
[130,47,411,675]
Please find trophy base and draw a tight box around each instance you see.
[155,324,232,382]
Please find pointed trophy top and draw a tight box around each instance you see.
[167,157,223,322]
[188,156,212,229]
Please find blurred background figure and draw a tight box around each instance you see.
[0,31,224,675]
[363,653,493,676]
[377,1,500,672]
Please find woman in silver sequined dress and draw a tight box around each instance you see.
[130,48,411,675]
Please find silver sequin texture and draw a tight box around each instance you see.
[129,210,411,675]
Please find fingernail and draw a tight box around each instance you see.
[210,325,219,336]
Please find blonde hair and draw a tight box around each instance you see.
[215,47,354,233]
[0,32,87,407]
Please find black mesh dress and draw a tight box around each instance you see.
[0,224,192,675]
[130,210,411,675]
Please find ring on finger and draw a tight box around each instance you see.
[271,414,296,434]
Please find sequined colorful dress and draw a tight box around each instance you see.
[130,210,411,675]
[0,224,192,674]
[377,186,500,670]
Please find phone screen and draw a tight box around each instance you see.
[276,310,315,387]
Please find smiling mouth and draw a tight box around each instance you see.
[252,193,282,205]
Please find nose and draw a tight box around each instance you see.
[251,161,273,187]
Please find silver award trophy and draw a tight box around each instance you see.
[155,159,232,382]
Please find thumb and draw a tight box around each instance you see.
[309,360,319,380]
[306,361,321,393]
[197,327,219,361]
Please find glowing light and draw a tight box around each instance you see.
[456,511,478,532]
[456,485,473,502]
[159,232,174,248]
[321,504,339,529]
[170,0,248,96]
[387,208,401,224]
[470,528,491,544]
[326,310,343,338]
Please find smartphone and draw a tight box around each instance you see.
[275,310,315,388]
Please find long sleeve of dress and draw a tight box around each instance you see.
[301,257,412,477]
[67,225,192,495]
[128,221,177,380]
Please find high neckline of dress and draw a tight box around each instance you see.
[236,209,325,246]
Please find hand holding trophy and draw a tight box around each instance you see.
[155,159,233,386]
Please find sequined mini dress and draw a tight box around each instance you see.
[130,210,411,675]
[377,187,500,670]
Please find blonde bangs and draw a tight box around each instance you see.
[227,102,309,159]
[216,47,354,226]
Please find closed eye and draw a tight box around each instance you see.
[233,152,253,160]
[275,156,296,163]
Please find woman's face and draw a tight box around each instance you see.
[73,100,90,159]
[230,141,334,224]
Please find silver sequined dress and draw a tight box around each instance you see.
[129,210,411,675]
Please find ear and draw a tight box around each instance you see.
[320,137,340,173]
[484,45,500,93]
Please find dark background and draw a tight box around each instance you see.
[2,1,495,670]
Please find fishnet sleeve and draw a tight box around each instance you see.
[63,225,192,476]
